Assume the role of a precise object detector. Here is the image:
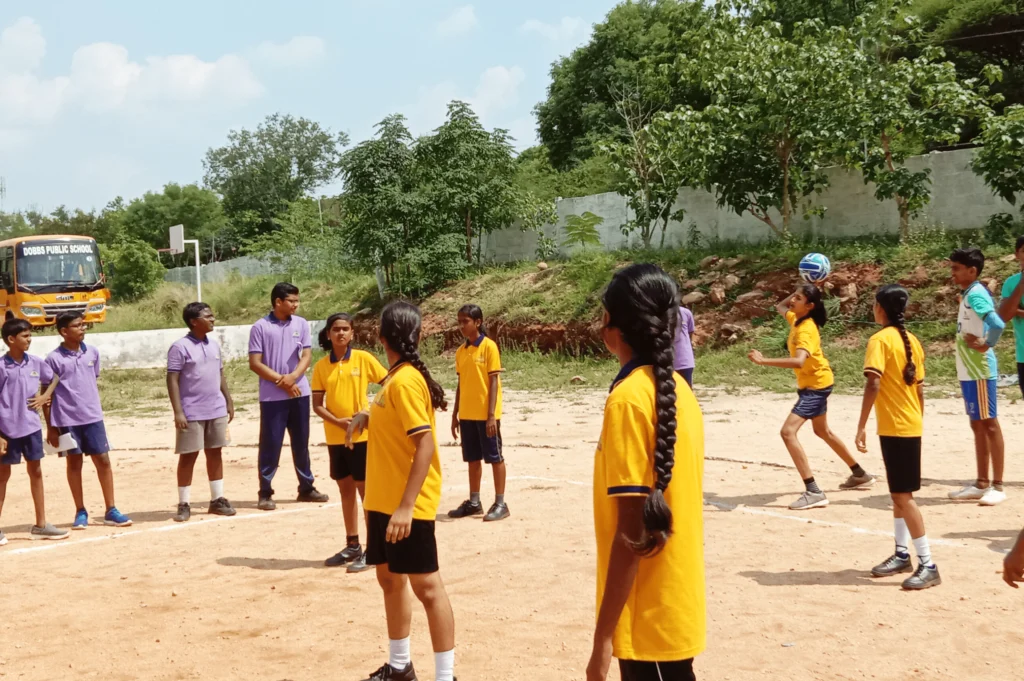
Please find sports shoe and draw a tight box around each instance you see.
[0,530,7,546]
[979,487,1007,506]
[174,503,191,523]
[297,488,329,503]
[359,662,417,681]
[483,501,510,522]
[347,553,371,573]
[948,484,987,500]
[208,497,237,516]
[788,490,829,510]
[30,523,69,541]
[871,552,913,577]
[72,508,89,530]
[448,499,484,518]
[839,473,876,490]
[902,563,941,590]
[103,507,132,527]
[325,544,362,567]
[257,496,276,511]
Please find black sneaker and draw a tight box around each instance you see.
[208,497,237,516]
[297,488,329,503]
[325,544,362,567]
[257,496,276,511]
[347,553,371,573]
[173,503,191,523]
[448,499,484,518]
[483,501,510,522]
[359,662,417,681]
[871,553,912,577]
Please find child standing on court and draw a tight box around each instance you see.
[674,301,696,388]
[947,248,1007,506]
[43,311,132,529]
[448,304,509,522]
[0,318,68,544]
[347,301,456,681]
[312,312,387,573]
[166,302,236,522]
[855,285,940,590]
[587,264,705,681]
[248,282,328,510]
[748,284,875,510]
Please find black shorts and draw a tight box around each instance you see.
[619,659,695,681]
[328,442,367,482]
[880,436,922,494]
[365,510,439,574]
[460,419,503,464]
[1018,362,1024,399]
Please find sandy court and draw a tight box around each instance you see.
[1,388,1023,681]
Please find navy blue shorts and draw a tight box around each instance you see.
[58,421,110,456]
[0,430,44,465]
[792,387,833,419]
[460,420,503,464]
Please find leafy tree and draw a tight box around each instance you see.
[973,104,1024,205]
[562,212,605,251]
[751,0,866,31]
[203,113,349,238]
[514,145,622,201]
[106,237,165,302]
[535,0,712,171]
[244,199,345,276]
[121,183,229,260]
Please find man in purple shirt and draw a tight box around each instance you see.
[248,283,327,510]
[167,302,237,522]
[0,318,68,544]
[674,304,696,388]
[43,311,131,529]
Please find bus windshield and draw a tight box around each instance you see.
[15,240,104,293]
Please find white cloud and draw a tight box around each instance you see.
[521,17,590,45]
[253,36,326,67]
[473,66,525,117]
[0,17,46,74]
[406,65,525,136]
[436,5,478,38]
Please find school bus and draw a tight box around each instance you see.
[0,235,110,327]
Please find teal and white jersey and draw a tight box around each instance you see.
[956,282,998,381]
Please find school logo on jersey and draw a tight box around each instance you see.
[351,367,361,377]
[30,370,39,377]
[475,355,486,364]
[292,330,300,337]
[87,361,95,367]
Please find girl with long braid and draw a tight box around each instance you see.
[855,285,941,590]
[347,301,456,681]
[587,264,706,681]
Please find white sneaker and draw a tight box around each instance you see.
[948,485,987,500]
[979,488,1007,506]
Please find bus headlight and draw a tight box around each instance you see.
[87,302,105,313]
[19,306,43,317]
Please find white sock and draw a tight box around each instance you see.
[388,637,411,671]
[210,478,224,500]
[434,649,455,681]
[912,535,934,568]
[178,486,190,504]
[894,518,911,556]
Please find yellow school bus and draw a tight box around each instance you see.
[0,235,110,327]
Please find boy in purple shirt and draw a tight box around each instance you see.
[43,311,131,529]
[0,319,68,544]
[674,304,696,388]
[167,302,237,522]
[248,283,327,510]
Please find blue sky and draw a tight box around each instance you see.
[0,1,617,213]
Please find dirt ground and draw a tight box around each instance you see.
[1,388,1023,681]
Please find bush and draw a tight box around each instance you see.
[106,238,165,302]
[394,233,468,295]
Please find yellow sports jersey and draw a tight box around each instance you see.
[786,310,834,390]
[311,348,388,445]
[364,363,442,520]
[863,326,926,437]
[593,363,707,663]
[455,334,503,421]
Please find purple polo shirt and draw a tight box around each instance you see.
[0,353,53,438]
[673,306,696,371]
[45,343,103,428]
[167,334,228,421]
[248,313,312,402]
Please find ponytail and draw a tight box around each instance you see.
[319,313,353,353]
[876,285,916,386]
[796,283,827,329]
[380,302,447,411]
[603,264,678,557]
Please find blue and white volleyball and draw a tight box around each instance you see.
[798,253,832,284]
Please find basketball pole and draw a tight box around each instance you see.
[185,238,202,302]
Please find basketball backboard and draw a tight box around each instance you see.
[169,224,184,254]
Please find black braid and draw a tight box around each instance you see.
[876,285,916,386]
[603,264,678,558]
[380,301,447,411]
[400,341,448,411]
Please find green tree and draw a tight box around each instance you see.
[106,237,165,302]
[562,212,605,251]
[121,183,229,261]
[535,0,712,171]
[203,113,349,238]
[514,145,622,201]
[973,104,1024,205]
